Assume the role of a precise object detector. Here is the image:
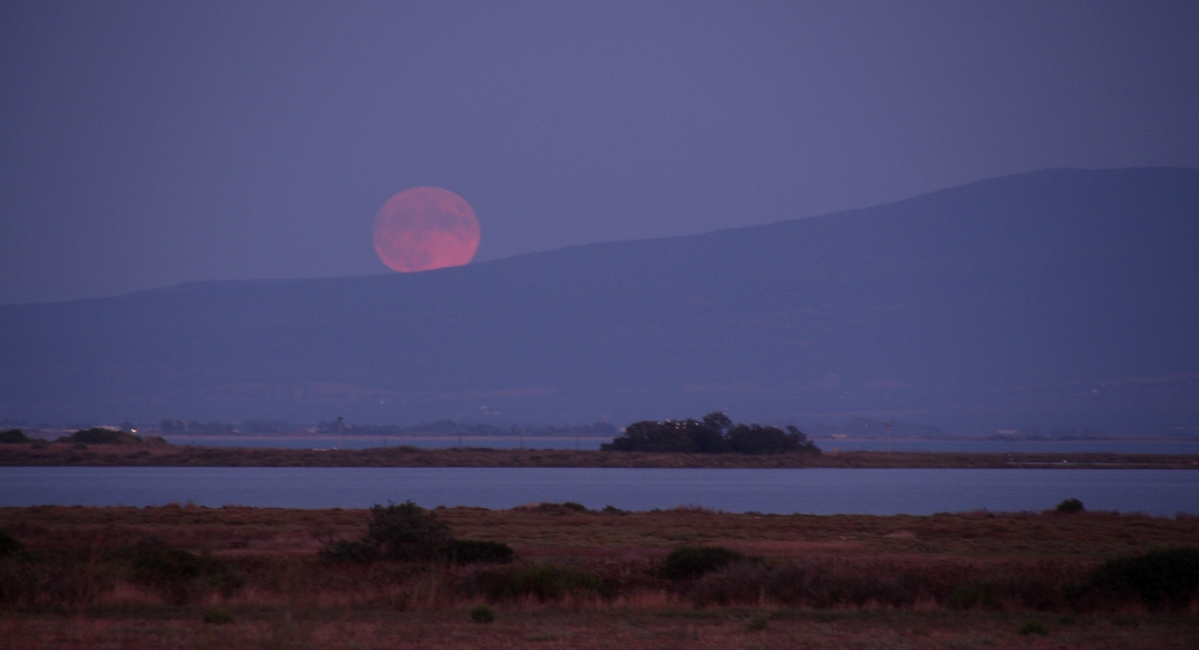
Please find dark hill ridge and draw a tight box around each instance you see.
[1,167,1195,434]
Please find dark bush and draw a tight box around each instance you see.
[1055,498,1085,513]
[366,501,453,561]
[470,605,495,623]
[443,540,514,564]
[662,546,744,581]
[58,428,142,445]
[203,608,235,624]
[949,583,998,610]
[0,531,24,559]
[470,564,606,602]
[127,538,242,605]
[318,539,379,564]
[0,429,30,444]
[1018,621,1049,636]
[1081,547,1197,608]
[505,565,604,601]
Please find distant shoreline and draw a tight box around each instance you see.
[0,442,1193,469]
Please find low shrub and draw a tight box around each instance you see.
[948,583,998,610]
[367,501,453,561]
[748,614,769,631]
[1018,621,1049,635]
[0,429,30,444]
[1055,498,1085,513]
[126,538,243,605]
[57,428,143,445]
[662,546,744,581]
[318,538,379,564]
[470,564,606,602]
[202,607,235,624]
[470,605,495,623]
[443,540,514,564]
[0,531,24,559]
[1080,547,1197,609]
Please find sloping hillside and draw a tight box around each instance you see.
[1,168,1195,434]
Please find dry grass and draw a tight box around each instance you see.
[1,607,1195,650]
[0,441,1194,468]
[0,505,1195,649]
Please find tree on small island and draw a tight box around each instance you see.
[602,412,820,455]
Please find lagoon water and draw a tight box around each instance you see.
[148,434,1199,456]
[2,467,1194,516]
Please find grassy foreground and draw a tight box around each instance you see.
[0,439,1194,468]
[0,504,1195,649]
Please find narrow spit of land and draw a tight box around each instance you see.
[0,441,1194,468]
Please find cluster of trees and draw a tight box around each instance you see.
[601,412,820,455]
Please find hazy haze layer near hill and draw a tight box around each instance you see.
[1,168,1195,434]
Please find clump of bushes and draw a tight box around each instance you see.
[661,546,745,581]
[1073,546,1197,609]
[0,531,24,559]
[1018,621,1049,636]
[468,564,607,602]
[319,500,514,565]
[1055,498,1085,513]
[470,604,495,623]
[444,540,514,564]
[202,607,235,624]
[602,412,820,455]
[125,537,243,605]
[57,428,142,445]
[0,429,30,444]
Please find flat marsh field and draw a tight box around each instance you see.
[0,440,1194,468]
[0,504,1195,649]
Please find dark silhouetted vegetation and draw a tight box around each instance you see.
[602,412,820,455]
[443,539,514,564]
[124,537,243,605]
[661,546,745,581]
[1056,498,1085,513]
[470,604,495,623]
[320,500,513,565]
[0,429,30,444]
[1075,547,1197,609]
[0,531,23,558]
[57,427,143,445]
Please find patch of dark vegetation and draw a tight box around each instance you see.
[1055,498,1085,513]
[122,537,243,605]
[57,428,143,445]
[319,500,513,566]
[467,564,608,602]
[602,412,820,455]
[443,540,514,565]
[661,546,745,581]
[0,429,30,444]
[1071,547,1198,610]
[0,531,24,559]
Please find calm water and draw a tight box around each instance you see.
[2,467,1194,515]
[151,435,1199,455]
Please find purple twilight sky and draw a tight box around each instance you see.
[0,1,1195,305]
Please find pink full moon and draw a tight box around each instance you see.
[372,187,481,273]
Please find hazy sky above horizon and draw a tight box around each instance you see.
[1,1,1195,305]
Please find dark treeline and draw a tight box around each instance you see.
[315,420,619,438]
[602,412,820,455]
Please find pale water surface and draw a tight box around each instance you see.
[2,467,1193,515]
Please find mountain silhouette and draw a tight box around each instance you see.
[1,168,1195,434]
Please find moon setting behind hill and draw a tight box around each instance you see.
[372,187,481,272]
